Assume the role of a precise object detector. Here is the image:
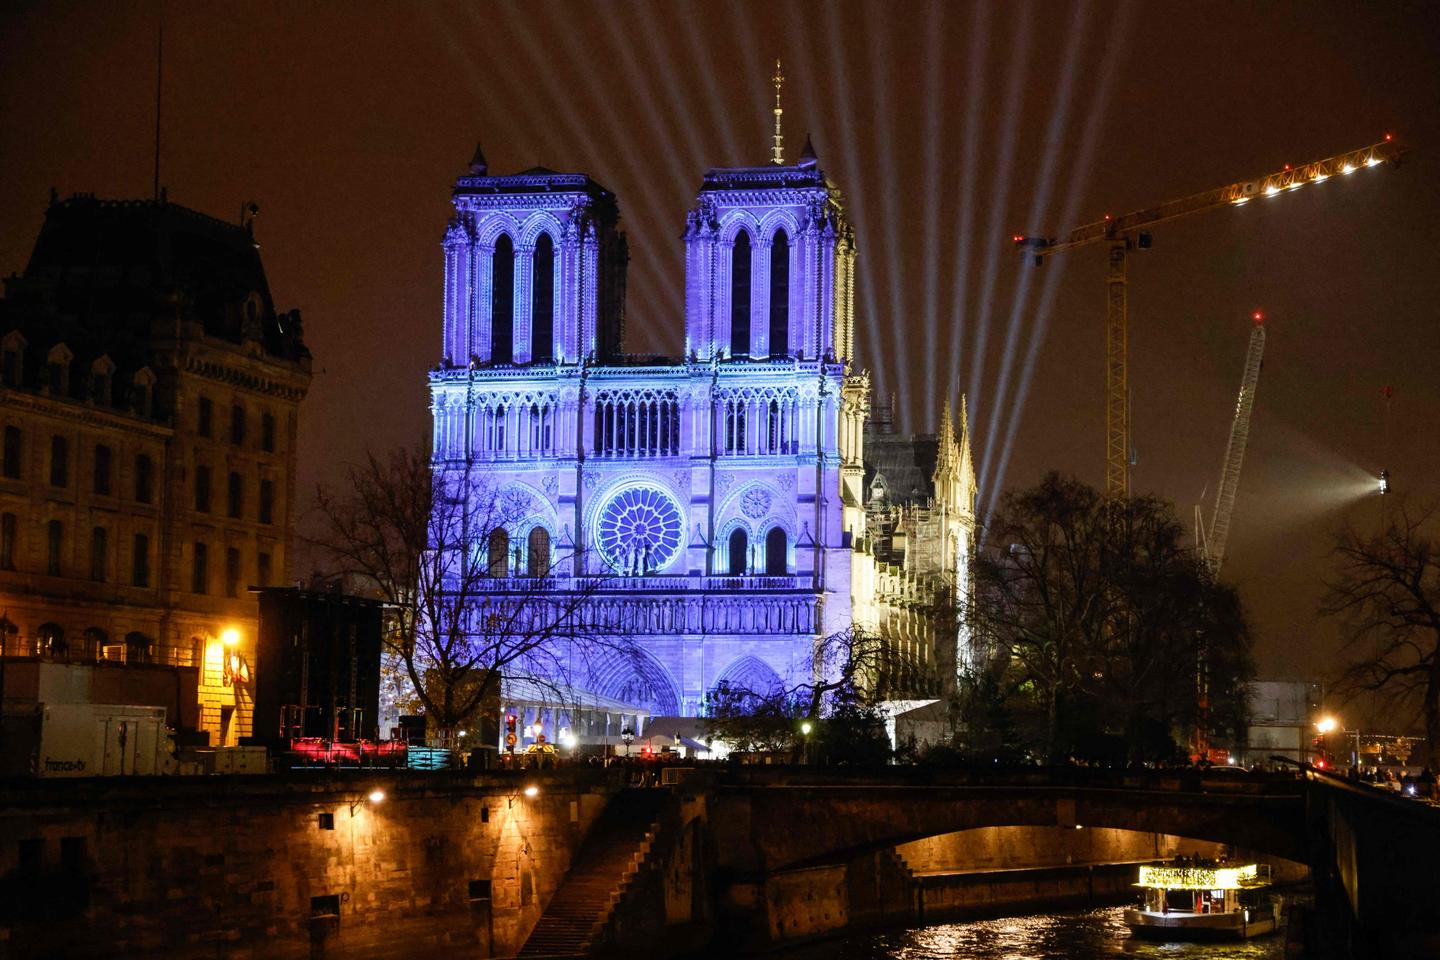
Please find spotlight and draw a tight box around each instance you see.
[368,789,386,804]
[1379,470,1390,496]
[523,785,539,798]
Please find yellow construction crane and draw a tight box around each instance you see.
[1015,136,1407,498]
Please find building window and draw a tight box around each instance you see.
[90,526,107,582]
[258,551,272,587]
[491,234,515,364]
[225,546,241,597]
[93,444,112,495]
[195,464,211,512]
[764,527,787,576]
[531,233,555,362]
[261,412,276,453]
[47,520,62,576]
[259,478,274,524]
[487,528,509,577]
[527,527,550,577]
[1,512,15,569]
[125,631,153,663]
[37,622,65,657]
[49,435,68,487]
[727,528,748,576]
[133,533,150,587]
[3,425,20,479]
[769,230,789,356]
[135,454,153,503]
[192,542,208,594]
[197,397,212,437]
[231,403,246,445]
[730,230,751,357]
[228,471,243,519]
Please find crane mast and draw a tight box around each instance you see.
[1016,136,1405,498]
[1202,316,1267,577]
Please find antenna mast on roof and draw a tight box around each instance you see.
[152,10,164,201]
[771,59,785,165]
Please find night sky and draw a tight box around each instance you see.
[3,2,1438,725]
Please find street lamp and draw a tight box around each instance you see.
[799,720,814,764]
[620,726,635,757]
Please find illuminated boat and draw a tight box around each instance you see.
[1124,861,1281,940]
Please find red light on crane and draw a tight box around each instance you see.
[1252,310,1264,324]
[1385,133,1393,141]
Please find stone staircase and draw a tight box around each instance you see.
[516,788,666,958]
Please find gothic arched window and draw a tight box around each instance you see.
[769,229,789,356]
[727,528,748,576]
[491,234,515,364]
[527,527,551,578]
[531,233,555,362]
[764,527,787,576]
[487,528,510,577]
[730,231,751,357]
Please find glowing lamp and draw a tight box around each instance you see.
[1342,164,1355,175]
[368,789,386,804]
[220,628,241,647]
[1264,185,1279,197]
[1316,716,1338,734]
[523,785,539,798]
[800,721,813,736]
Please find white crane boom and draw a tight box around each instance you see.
[1203,317,1267,576]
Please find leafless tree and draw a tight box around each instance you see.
[1322,500,1440,770]
[970,473,1253,762]
[703,627,919,761]
[310,447,624,742]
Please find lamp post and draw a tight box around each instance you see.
[620,726,634,757]
[800,720,813,765]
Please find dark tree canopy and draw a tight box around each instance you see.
[965,472,1253,764]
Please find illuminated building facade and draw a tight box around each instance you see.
[430,140,975,726]
[0,195,312,746]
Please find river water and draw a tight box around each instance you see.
[772,905,1288,960]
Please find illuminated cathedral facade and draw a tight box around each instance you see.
[428,136,974,730]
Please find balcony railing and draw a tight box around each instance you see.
[0,635,199,668]
[465,574,805,593]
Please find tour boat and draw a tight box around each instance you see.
[1124,861,1281,940]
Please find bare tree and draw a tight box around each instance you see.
[703,627,914,763]
[971,473,1253,762]
[310,447,620,742]
[1322,501,1440,770]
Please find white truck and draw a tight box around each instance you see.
[36,703,176,777]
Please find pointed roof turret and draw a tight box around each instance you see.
[799,134,819,168]
[469,142,489,176]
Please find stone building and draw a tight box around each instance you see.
[0,193,311,745]
[428,132,974,737]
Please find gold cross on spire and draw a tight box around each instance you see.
[771,59,785,165]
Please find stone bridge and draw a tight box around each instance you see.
[709,769,1309,872]
[687,765,1439,958]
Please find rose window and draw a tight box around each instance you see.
[596,486,684,574]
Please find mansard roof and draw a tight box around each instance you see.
[9,193,308,363]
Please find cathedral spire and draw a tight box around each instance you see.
[771,59,785,165]
[469,141,488,176]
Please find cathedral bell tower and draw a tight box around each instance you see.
[441,146,628,369]
[682,123,856,364]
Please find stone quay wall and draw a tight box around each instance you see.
[0,770,622,960]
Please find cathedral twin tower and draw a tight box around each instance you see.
[428,137,938,722]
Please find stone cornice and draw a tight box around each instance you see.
[180,352,310,401]
[0,386,173,439]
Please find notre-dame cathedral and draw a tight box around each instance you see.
[428,122,975,741]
